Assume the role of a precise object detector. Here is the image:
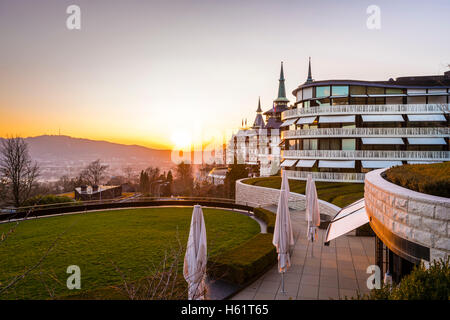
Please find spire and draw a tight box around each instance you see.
[256,96,262,113]
[274,61,289,103]
[306,57,313,83]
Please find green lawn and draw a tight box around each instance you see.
[0,207,260,300]
[243,176,365,208]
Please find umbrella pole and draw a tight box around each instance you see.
[280,272,287,295]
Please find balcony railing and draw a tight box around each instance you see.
[282,127,450,139]
[282,150,450,161]
[282,104,450,120]
[284,170,365,183]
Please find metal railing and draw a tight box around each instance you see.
[0,196,276,222]
[282,103,450,120]
[282,127,450,139]
[284,170,365,183]
[282,149,450,161]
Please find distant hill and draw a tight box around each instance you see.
[0,135,174,181]
[17,135,172,162]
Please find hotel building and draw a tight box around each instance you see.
[227,62,290,176]
[280,59,450,182]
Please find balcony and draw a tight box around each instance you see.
[281,103,450,120]
[282,127,450,139]
[282,150,450,161]
[284,169,365,183]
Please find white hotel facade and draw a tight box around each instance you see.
[280,60,449,182]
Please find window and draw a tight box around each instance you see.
[303,139,318,150]
[332,97,349,105]
[303,100,311,108]
[342,124,356,129]
[367,87,384,94]
[386,97,403,104]
[332,86,349,96]
[407,89,426,94]
[386,88,403,94]
[311,98,330,107]
[342,139,356,151]
[349,97,366,105]
[296,90,302,101]
[316,86,331,98]
[303,87,313,100]
[350,86,366,95]
[428,96,447,104]
[367,97,385,104]
[407,96,426,104]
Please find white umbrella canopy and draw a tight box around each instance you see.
[305,174,321,244]
[183,205,208,300]
[273,170,295,274]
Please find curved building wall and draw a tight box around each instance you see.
[364,169,449,264]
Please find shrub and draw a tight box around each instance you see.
[22,194,74,207]
[357,258,450,300]
[253,208,276,233]
[384,162,450,198]
[207,233,277,285]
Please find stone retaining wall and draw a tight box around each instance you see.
[235,179,340,218]
[365,169,450,262]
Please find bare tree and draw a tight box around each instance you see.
[81,159,108,186]
[0,137,39,207]
[122,166,135,184]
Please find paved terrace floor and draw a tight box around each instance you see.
[231,208,375,300]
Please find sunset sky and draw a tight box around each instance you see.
[1,0,449,149]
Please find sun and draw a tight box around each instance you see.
[171,130,192,150]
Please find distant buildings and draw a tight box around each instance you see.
[280,59,449,182]
[74,185,122,201]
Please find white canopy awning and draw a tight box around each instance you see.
[296,160,316,168]
[280,159,298,167]
[362,137,404,145]
[407,114,446,122]
[362,115,404,122]
[407,138,447,145]
[319,115,355,123]
[361,160,403,168]
[325,199,369,243]
[296,116,317,125]
[280,118,298,127]
[318,160,355,168]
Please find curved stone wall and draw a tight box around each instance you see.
[235,178,340,218]
[365,169,450,263]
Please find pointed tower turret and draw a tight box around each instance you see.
[306,57,313,83]
[274,62,289,104]
[252,97,265,129]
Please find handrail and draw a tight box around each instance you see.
[281,103,450,120]
[284,170,365,183]
[282,149,450,160]
[282,127,449,138]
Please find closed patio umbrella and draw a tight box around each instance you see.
[305,173,320,257]
[183,205,207,300]
[273,170,295,293]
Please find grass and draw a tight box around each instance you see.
[0,207,260,299]
[243,176,365,208]
[384,162,450,198]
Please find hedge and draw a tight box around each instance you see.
[356,258,449,300]
[207,233,277,285]
[384,162,450,198]
[253,207,276,233]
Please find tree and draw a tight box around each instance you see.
[224,159,249,199]
[80,159,108,186]
[122,166,135,184]
[174,162,194,196]
[0,137,39,207]
[139,170,150,194]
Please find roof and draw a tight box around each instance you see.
[252,113,265,129]
[263,105,289,115]
[292,75,450,96]
[265,117,282,129]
